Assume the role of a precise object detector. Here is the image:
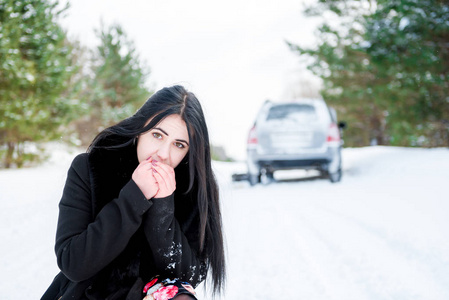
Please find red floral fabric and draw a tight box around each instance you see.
[142,276,197,300]
[153,285,179,300]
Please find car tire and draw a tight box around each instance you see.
[328,168,342,183]
[248,174,261,186]
[260,171,274,185]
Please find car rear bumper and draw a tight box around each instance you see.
[247,147,340,174]
[256,158,329,170]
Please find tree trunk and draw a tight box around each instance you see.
[370,114,387,146]
[5,142,15,169]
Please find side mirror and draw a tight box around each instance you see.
[338,121,346,129]
[338,121,347,129]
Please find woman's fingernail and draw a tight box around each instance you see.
[152,160,157,166]
[152,168,157,173]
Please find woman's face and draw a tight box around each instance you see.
[137,114,190,168]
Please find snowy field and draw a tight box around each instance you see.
[1,144,448,299]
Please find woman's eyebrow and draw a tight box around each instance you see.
[153,127,169,136]
[153,127,189,146]
[176,139,189,146]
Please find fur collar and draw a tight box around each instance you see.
[88,143,139,217]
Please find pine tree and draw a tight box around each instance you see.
[0,0,80,167]
[73,23,152,146]
[288,0,449,147]
[365,0,449,146]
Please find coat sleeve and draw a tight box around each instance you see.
[142,195,207,287]
[54,154,152,282]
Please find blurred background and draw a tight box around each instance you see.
[1,0,448,167]
[1,0,448,168]
[1,0,448,299]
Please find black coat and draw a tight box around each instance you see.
[42,145,206,300]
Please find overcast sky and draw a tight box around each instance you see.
[60,0,321,160]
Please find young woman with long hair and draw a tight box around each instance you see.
[42,85,225,300]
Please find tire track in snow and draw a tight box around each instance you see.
[284,200,372,300]
[312,203,449,298]
[221,183,371,299]
[294,201,448,300]
[219,186,314,299]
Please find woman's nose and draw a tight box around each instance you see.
[156,142,170,162]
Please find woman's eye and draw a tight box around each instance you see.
[152,132,162,139]
[174,142,185,149]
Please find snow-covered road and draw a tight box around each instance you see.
[1,145,448,299]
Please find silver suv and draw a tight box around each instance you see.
[246,98,345,185]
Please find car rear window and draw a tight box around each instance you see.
[266,104,317,121]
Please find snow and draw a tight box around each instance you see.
[1,144,448,299]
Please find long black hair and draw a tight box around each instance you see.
[88,85,225,294]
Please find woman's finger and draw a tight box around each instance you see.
[153,160,173,173]
[133,167,159,199]
[152,161,175,181]
[154,166,176,191]
[136,157,153,171]
[152,165,176,198]
[152,169,166,186]
[153,170,172,196]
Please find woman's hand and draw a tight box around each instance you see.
[152,160,176,198]
[132,157,159,200]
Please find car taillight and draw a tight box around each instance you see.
[327,123,340,143]
[247,125,258,145]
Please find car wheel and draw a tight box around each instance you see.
[260,172,274,185]
[329,168,342,183]
[248,173,261,186]
[326,148,342,183]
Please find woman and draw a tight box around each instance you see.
[42,85,226,300]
